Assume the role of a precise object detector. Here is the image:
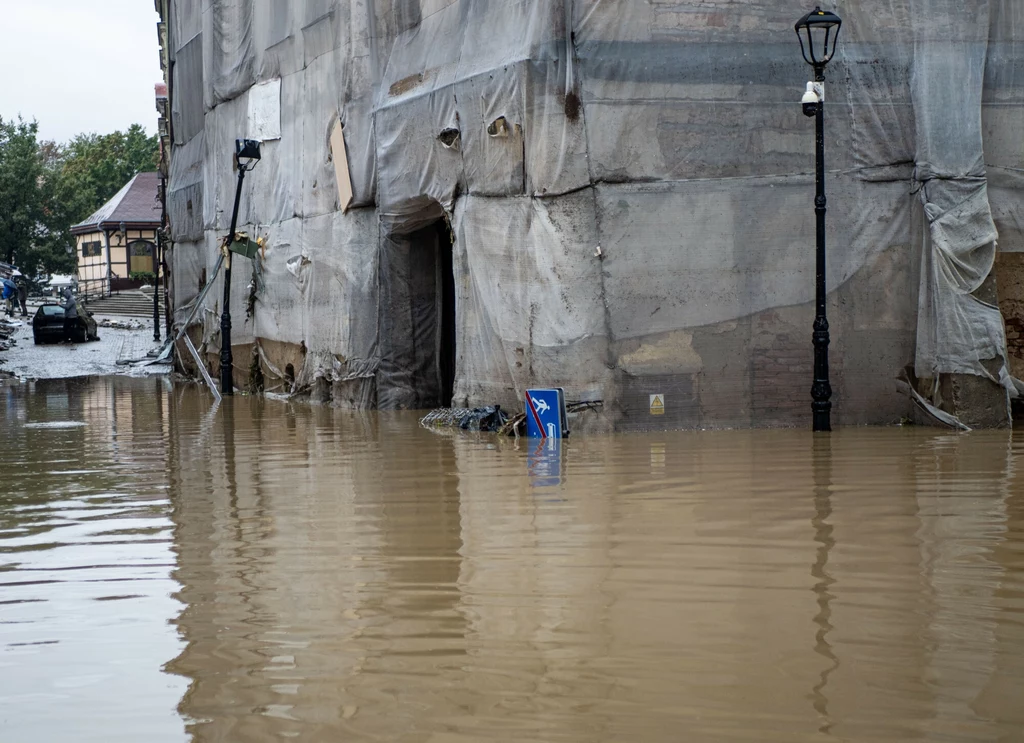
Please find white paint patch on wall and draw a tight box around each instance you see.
[248,78,282,141]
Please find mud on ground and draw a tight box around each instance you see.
[0,316,168,380]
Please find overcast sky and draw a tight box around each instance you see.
[0,0,163,143]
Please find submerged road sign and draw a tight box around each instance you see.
[525,388,568,438]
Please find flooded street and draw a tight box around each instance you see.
[2,377,1023,742]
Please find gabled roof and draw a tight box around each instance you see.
[70,172,162,235]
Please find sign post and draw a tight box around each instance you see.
[525,388,568,439]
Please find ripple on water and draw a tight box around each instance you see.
[2,378,1024,743]
[22,421,88,429]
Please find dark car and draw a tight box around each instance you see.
[32,301,99,344]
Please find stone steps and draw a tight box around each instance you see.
[82,290,166,319]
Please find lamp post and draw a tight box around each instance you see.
[156,173,167,342]
[153,234,161,342]
[795,6,841,433]
[220,138,262,396]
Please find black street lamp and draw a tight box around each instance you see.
[220,138,261,396]
[795,6,841,432]
[153,235,162,342]
[156,173,167,342]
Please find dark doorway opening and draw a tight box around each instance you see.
[379,214,457,410]
[436,220,456,407]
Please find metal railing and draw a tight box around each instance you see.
[76,277,110,303]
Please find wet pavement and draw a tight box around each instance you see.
[2,376,1023,742]
[0,315,164,380]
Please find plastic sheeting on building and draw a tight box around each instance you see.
[164,0,1024,428]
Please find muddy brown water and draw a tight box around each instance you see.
[2,377,1023,742]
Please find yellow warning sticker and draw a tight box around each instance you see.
[650,394,665,415]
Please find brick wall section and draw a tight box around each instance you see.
[751,333,811,425]
[1006,318,1024,367]
[750,312,843,427]
[996,253,1024,380]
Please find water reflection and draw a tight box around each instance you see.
[913,433,1017,740]
[2,379,1024,741]
[163,409,1024,742]
[0,376,185,743]
[527,437,563,487]
[810,435,836,734]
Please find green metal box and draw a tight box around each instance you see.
[229,237,261,260]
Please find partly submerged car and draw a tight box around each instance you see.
[32,301,99,344]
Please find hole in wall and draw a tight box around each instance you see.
[487,116,509,137]
[438,128,461,149]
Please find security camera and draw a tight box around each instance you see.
[801,82,820,117]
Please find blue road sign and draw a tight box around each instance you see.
[525,388,567,439]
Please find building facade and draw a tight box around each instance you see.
[71,172,163,298]
[156,1,1024,428]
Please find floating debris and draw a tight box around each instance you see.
[497,413,526,438]
[423,401,602,437]
[420,406,508,433]
[420,408,474,429]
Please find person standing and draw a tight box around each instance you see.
[61,286,79,342]
[1,279,15,317]
[17,280,28,317]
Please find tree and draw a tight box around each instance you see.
[0,116,48,270]
[58,124,159,214]
[0,119,159,275]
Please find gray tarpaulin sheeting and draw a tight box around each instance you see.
[164,0,1024,426]
[910,1,1011,392]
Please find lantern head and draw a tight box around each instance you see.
[235,139,262,171]
[795,6,842,74]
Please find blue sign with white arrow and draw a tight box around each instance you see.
[525,388,567,439]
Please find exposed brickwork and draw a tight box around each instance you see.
[751,333,816,425]
[750,313,843,427]
[995,253,1024,381]
[1006,317,1024,364]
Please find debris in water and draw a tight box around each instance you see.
[420,405,509,433]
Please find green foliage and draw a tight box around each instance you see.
[0,116,48,269]
[129,271,157,283]
[58,124,159,216]
[0,117,159,276]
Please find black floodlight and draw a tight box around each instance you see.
[795,6,842,71]
[235,138,262,170]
